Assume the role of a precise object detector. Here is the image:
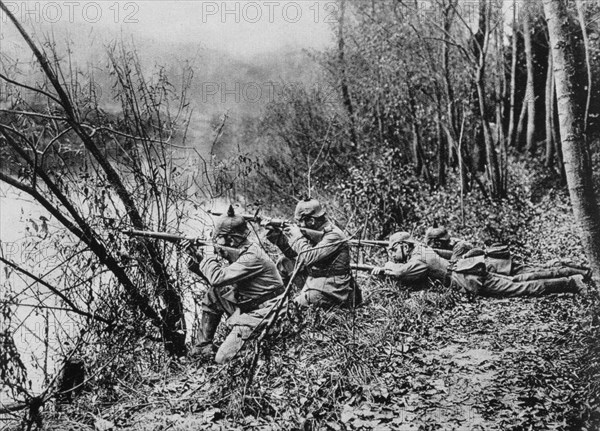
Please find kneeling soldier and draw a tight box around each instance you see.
[374,232,586,297]
[186,206,285,363]
[267,198,361,308]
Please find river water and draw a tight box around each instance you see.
[0,177,235,404]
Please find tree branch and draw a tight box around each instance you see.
[0,256,111,324]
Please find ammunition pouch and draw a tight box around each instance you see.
[485,244,512,275]
[449,255,487,276]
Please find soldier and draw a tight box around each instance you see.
[424,227,454,252]
[373,232,587,297]
[425,226,591,279]
[186,206,285,364]
[267,198,361,308]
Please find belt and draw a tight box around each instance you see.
[238,287,285,313]
[307,267,349,278]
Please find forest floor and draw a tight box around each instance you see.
[39,277,598,431]
[5,169,600,431]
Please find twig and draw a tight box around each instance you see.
[0,256,111,324]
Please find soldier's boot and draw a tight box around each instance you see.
[189,311,221,361]
[557,261,593,281]
[539,275,586,295]
[569,275,588,295]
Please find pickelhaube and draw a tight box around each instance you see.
[294,198,326,221]
[213,205,249,239]
[425,227,451,242]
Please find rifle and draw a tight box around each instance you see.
[350,263,382,272]
[208,210,324,243]
[349,239,388,247]
[351,239,454,260]
[123,229,239,255]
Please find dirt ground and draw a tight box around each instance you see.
[62,287,592,431]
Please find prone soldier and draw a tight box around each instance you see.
[373,232,587,297]
[425,226,591,280]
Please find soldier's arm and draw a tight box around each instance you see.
[288,229,342,267]
[197,253,262,288]
[383,260,428,283]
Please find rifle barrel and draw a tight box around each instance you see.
[350,263,380,272]
[349,239,389,247]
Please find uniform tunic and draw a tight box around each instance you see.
[383,244,450,283]
[193,241,284,363]
[286,221,358,308]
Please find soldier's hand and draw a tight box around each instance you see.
[283,224,302,239]
[181,239,199,255]
[371,267,385,276]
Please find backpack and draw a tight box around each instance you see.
[485,244,512,275]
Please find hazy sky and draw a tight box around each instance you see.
[0,1,335,58]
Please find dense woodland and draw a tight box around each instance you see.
[1,0,600,430]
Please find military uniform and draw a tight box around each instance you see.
[381,232,585,297]
[269,199,360,308]
[188,207,284,363]
[425,226,591,279]
[285,220,359,308]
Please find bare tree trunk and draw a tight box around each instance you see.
[495,0,508,192]
[436,93,447,187]
[575,0,592,134]
[543,0,600,281]
[407,83,423,173]
[441,0,467,191]
[471,0,488,173]
[475,0,503,198]
[338,0,358,147]
[553,95,565,180]
[545,50,555,167]
[515,93,528,150]
[523,10,537,156]
[506,0,519,149]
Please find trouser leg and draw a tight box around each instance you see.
[512,268,588,280]
[194,310,221,349]
[481,273,580,297]
[201,285,237,315]
[191,285,235,359]
[215,324,254,364]
[214,302,277,364]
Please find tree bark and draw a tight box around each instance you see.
[436,94,447,187]
[552,94,565,181]
[545,50,555,167]
[338,0,358,147]
[441,0,468,191]
[575,0,592,134]
[495,0,508,192]
[543,0,600,281]
[474,0,503,198]
[506,0,519,149]
[523,9,537,156]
